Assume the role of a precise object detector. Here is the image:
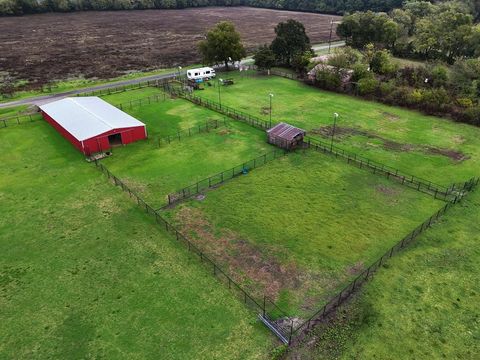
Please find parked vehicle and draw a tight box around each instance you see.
[186,67,216,82]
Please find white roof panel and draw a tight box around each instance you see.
[39,97,145,141]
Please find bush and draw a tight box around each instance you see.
[351,63,371,83]
[357,77,379,95]
[457,97,474,108]
[463,106,480,125]
[419,87,451,113]
[315,68,342,91]
[370,49,397,76]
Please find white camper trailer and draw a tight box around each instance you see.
[186,67,216,82]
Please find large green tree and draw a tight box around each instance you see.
[336,11,398,49]
[270,19,312,67]
[198,21,246,70]
[253,44,276,71]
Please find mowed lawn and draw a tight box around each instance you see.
[290,188,480,360]
[200,73,480,185]
[162,150,442,317]
[100,98,275,208]
[0,121,273,359]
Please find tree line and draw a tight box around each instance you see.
[337,1,480,63]
[0,0,404,16]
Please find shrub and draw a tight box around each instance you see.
[351,63,371,83]
[357,77,379,95]
[315,68,342,90]
[457,97,474,108]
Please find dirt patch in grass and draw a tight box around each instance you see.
[311,125,468,162]
[174,206,300,300]
[382,111,400,121]
[425,147,469,162]
[217,128,232,136]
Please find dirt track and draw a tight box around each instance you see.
[0,7,340,88]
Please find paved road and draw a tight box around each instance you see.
[0,72,179,108]
[0,41,345,109]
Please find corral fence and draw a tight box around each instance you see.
[92,160,291,339]
[76,79,165,98]
[155,119,227,148]
[113,92,168,111]
[161,81,272,130]
[160,86,463,202]
[166,148,287,206]
[305,137,460,201]
[0,112,42,128]
[289,176,479,346]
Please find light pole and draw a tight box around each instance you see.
[269,93,274,127]
[178,66,183,86]
[218,78,223,107]
[330,112,339,151]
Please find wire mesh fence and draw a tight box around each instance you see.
[166,149,287,206]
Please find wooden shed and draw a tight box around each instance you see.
[266,122,306,150]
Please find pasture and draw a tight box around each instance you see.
[0,117,273,359]
[162,150,442,317]
[1,69,479,358]
[288,188,480,360]
[200,72,480,185]
[97,89,275,208]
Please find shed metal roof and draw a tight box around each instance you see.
[267,122,306,141]
[39,97,145,141]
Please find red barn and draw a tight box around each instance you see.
[39,97,147,156]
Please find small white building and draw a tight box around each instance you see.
[186,67,216,82]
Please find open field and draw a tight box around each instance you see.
[0,116,273,359]
[162,150,442,317]
[0,7,340,89]
[288,188,480,360]
[199,72,480,185]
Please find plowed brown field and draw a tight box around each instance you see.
[0,7,339,87]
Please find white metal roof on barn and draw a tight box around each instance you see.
[39,97,145,141]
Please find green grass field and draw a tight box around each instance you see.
[162,150,442,317]
[96,91,275,208]
[0,119,273,359]
[200,73,480,185]
[288,187,480,360]
[102,119,274,208]
[2,73,479,358]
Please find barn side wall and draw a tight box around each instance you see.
[41,110,84,154]
[83,126,147,155]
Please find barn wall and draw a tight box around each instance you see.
[41,111,84,153]
[84,126,146,155]
[41,109,146,156]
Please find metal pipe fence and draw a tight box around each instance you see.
[166,148,287,206]
[92,159,290,339]
[289,176,478,345]
[154,119,226,148]
[162,82,271,130]
[305,136,460,201]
